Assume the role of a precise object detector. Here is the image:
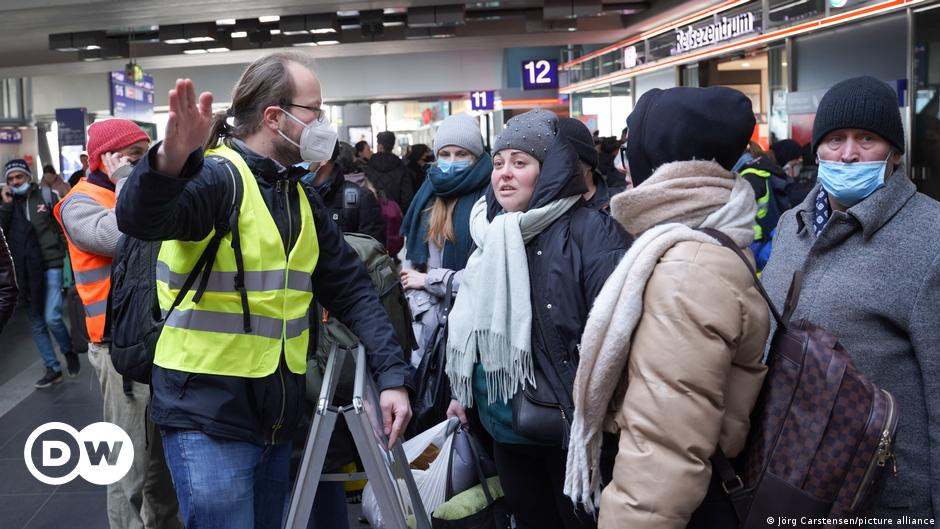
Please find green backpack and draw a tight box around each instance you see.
[306,232,416,403]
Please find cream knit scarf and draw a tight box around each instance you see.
[446,194,581,407]
[562,160,757,512]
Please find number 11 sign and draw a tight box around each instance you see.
[521,59,559,90]
[470,90,495,111]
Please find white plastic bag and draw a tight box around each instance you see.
[362,418,459,528]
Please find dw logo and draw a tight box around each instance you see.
[23,422,134,485]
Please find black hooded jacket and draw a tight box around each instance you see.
[312,164,386,245]
[117,140,412,446]
[367,152,414,213]
[486,136,633,415]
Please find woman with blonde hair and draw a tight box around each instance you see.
[400,114,492,365]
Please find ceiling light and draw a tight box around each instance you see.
[182,48,208,54]
[292,41,319,47]
[258,15,280,23]
[316,38,339,45]
[49,33,78,52]
[216,19,236,26]
[72,31,106,50]
[231,31,248,38]
[159,23,216,43]
[206,47,230,53]
[270,29,281,35]
[781,61,789,66]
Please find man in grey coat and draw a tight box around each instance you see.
[762,76,940,522]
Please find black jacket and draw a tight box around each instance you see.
[487,137,633,416]
[0,183,67,270]
[311,164,386,245]
[117,140,412,446]
[367,152,414,213]
[0,226,16,333]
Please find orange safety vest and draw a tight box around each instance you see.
[53,180,115,343]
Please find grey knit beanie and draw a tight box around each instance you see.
[493,110,558,163]
[433,114,485,158]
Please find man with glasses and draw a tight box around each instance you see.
[117,51,413,529]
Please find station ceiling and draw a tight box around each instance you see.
[0,0,711,76]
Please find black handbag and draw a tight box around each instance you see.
[510,366,570,446]
[509,297,573,446]
[407,273,456,438]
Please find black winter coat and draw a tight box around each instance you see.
[367,152,414,213]
[117,139,412,446]
[486,137,633,417]
[312,164,386,245]
[0,226,16,333]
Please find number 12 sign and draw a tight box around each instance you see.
[522,59,559,90]
[470,90,495,111]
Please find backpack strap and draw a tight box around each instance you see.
[697,228,786,329]
[164,158,248,331]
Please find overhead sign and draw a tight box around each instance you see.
[0,128,22,144]
[55,108,87,174]
[521,59,559,90]
[674,12,757,54]
[109,70,155,122]
[470,90,495,111]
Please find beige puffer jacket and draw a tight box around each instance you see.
[598,239,769,529]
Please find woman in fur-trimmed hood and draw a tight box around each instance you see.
[564,86,771,529]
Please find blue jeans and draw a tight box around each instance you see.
[28,267,72,371]
[161,429,292,529]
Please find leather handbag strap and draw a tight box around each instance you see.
[697,228,786,329]
[782,270,804,323]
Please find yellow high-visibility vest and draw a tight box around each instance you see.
[154,144,319,377]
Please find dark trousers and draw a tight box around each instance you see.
[493,442,600,529]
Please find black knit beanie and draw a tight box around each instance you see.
[626,86,755,186]
[557,117,598,169]
[811,76,904,154]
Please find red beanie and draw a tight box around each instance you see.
[87,119,151,172]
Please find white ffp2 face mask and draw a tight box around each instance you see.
[278,109,338,163]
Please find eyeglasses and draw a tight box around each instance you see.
[282,102,324,122]
[619,144,628,169]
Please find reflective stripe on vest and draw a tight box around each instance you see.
[155,261,312,293]
[52,180,116,343]
[740,167,771,242]
[154,145,319,377]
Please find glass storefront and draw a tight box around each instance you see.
[913,4,940,198]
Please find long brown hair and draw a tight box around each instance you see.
[203,51,311,151]
[426,197,458,247]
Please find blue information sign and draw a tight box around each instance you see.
[110,71,155,122]
[56,107,88,174]
[470,90,495,111]
[0,129,22,144]
[521,59,559,90]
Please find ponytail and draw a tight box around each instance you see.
[203,110,233,152]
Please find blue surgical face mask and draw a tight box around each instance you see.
[10,182,29,195]
[817,153,891,208]
[437,159,471,175]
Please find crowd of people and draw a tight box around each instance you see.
[0,50,937,529]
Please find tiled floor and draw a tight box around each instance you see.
[0,307,369,529]
[0,309,108,529]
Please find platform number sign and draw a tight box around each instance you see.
[470,90,495,111]
[522,59,559,90]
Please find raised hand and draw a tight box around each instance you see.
[156,79,214,177]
